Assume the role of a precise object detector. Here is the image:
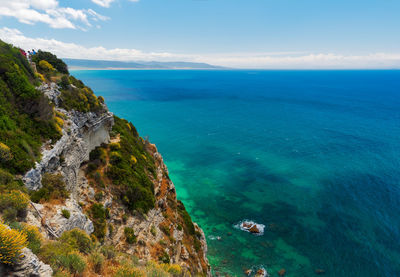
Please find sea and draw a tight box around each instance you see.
[71,69,400,276]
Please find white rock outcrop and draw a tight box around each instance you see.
[0,248,53,277]
[23,83,113,238]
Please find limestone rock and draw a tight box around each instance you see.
[50,198,94,236]
[0,248,53,277]
[23,84,114,191]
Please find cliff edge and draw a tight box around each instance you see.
[0,41,210,276]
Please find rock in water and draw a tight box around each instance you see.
[255,267,269,277]
[244,269,252,276]
[236,220,265,235]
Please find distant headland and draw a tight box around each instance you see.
[64,58,225,70]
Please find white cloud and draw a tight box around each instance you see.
[0,0,108,29]
[91,0,139,8]
[91,0,115,8]
[1,27,399,69]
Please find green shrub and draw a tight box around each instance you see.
[89,251,104,273]
[0,168,13,186]
[150,225,157,236]
[104,116,156,215]
[61,209,70,219]
[109,151,122,165]
[59,75,70,90]
[158,250,170,264]
[2,209,17,222]
[109,142,121,151]
[98,96,105,104]
[68,76,84,88]
[39,240,88,275]
[122,214,128,224]
[194,238,201,252]
[30,173,68,203]
[31,50,69,74]
[94,192,103,201]
[114,266,143,277]
[89,203,106,240]
[58,252,86,275]
[160,224,170,237]
[59,228,93,254]
[177,201,195,235]
[0,190,29,221]
[60,85,103,113]
[0,142,12,162]
[100,245,115,259]
[124,227,136,244]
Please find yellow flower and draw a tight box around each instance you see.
[0,223,28,265]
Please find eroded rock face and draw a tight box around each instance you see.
[39,198,94,237]
[1,248,53,277]
[20,83,210,276]
[23,83,112,238]
[23,109,114,191]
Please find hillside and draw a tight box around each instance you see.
[64,58,224,70]
[0,41,210,277]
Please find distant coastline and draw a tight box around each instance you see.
[65,58,226,70]
[69,66,227,70]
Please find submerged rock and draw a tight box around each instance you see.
[278,268,286,276]
[315,268,326,275]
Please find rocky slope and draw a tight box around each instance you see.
[14,81,210,276]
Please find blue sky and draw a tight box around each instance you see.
[0,0,400,68]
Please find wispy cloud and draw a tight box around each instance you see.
[91,0,115,8]
[0,0,109,29]
[91,0,139,8]
[1,27,399,69]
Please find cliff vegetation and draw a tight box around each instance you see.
[0,40,209,276]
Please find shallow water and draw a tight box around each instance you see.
[72,69,400,276]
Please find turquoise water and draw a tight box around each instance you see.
[71,70,400,276]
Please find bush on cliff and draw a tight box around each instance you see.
[0,223,28,265]
[60,85,104,113]
[104,116,156,214]
[0,190,30,222]
[31,50,69,74]
[89,203,107,240]
[30,173,69,203]
[9,222,43,254]
[38,60,55,72]
[59,229,93,254]
[124,227,137,244]
[0,40,61,175]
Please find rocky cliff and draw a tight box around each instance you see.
[12,82,209,276]
[0,42,209,276]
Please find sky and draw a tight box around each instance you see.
[0,0,400,68]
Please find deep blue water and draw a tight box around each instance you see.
[71,69,400,276]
